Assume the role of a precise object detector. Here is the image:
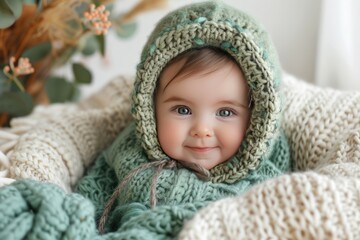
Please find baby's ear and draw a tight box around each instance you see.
[281,72,360,171]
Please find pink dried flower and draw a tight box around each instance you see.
[13,57,35,76]
[3,57,34,77]
[2,57,34,92]
[83,4,111,35]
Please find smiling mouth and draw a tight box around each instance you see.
[186,147,216,153]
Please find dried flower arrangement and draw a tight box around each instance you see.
[0,0,167,127]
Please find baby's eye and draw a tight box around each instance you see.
[176,106,191,115]
[216,108,234,117]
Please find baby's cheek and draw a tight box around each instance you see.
[157,121,185,154]
[219,126,246,152]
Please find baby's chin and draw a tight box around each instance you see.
[174,157,226,170]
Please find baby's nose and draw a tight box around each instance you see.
[190,124,214,138]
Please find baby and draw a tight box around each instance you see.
[155,47,251,171]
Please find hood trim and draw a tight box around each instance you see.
[132,2,282,183]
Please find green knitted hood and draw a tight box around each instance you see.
[131,1,285,183]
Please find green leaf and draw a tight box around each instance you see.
[0,91,33,117]
[71,85,81,102]
[0,0,23,28]
[91,0,104,7]
[104,2,114,12]
[72,63,92,84]
[113,20,137,39]
[0,77,10,94]
[74,1,88,15]
[22,0,37,4]
[45,76,75,103]
[53,46,76,67]
[96,34,106,57]
[79,35,98,56]
[22,42,52,63]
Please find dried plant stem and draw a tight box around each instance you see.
[14,20,42,59]
[121,0,167,23]
[0,114,9,128]
[0,30,7,60]
[6,75,25,92]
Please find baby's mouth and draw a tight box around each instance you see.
[186,146,216,153]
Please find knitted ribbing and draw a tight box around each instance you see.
[281,74,360,171]
[131,1,284,183]
[76,152,210,238]
[316,129,360,177]
[0,180,96,239]
[178,172,360,240]
[2,76,133,191]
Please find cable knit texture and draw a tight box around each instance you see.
[0,180,96,240]
[282,74,360,171]
[178,172,360,240]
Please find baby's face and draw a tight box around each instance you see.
[155,60,250,170]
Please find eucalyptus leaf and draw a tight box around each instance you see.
[103,2,114,12]
[79,35,98,56]
[96,34,106,57]
[0,68,7,90]
[9,76,24,91]
[22,42,52,63]
[0,66,21,92]
[74,1,87,15]
[71,85,80,102]
[113,19,137,39]
[22,0,37,4]
[0,0,23,28]
[53,46,76,67]
[0,64,7,80]
[45,76,75,103]
[91,0,103,7]
[66,18,82,38]
[0,78,10,94]
[72,63,92,84]
[0,91,33,117]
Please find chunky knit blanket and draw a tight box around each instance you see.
[1,73,360,239]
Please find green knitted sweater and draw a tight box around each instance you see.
[0,1,290,239]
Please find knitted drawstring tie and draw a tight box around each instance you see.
[98,159,211,234]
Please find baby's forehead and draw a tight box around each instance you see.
[158,58,188,86]
[158,57,244,91]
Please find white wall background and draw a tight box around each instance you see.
[75,0,322,97]
[315,0,360,90]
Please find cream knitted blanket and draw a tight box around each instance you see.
[0,76,134,191]
[179,75,360,239]
[1,73,360,239]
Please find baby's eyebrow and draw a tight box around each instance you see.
[219,100,249,109]
[163,96,191,104]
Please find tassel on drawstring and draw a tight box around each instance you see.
[176,159,211,181]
